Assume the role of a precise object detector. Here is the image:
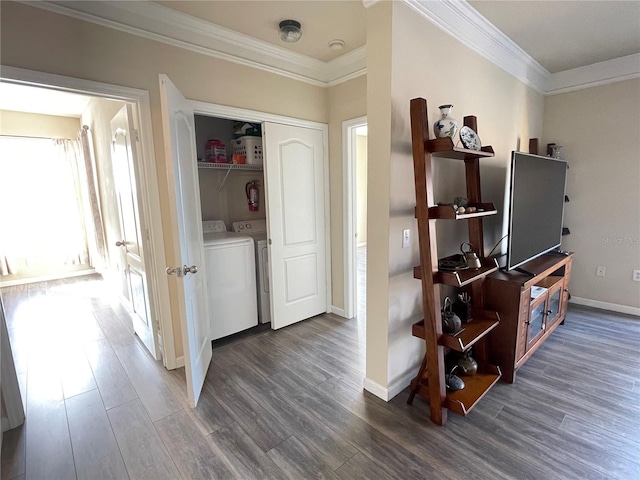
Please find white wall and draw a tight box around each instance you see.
[543,79,640,311]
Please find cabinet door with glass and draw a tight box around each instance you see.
[545,281,564,329]
[526,294,547,351]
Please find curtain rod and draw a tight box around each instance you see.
[0,134,80,141]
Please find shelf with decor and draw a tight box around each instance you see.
[406,97,501,426]
[411,308,499,352]
[197,161,263,171]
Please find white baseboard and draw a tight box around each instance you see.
[363,367,419,402]
[175,355,185,368]
[570,297,640,317]
[330,305,347,318]
[0,268,97,287]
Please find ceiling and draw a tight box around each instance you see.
[154,1,367,62]
[3,0,639,117]
[468,1,640,74]
[152,0,640,73]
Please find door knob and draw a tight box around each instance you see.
[166,266,182,276]
[115,240,126,247]
[183,265,198,275]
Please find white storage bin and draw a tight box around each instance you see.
[232,136,263,165]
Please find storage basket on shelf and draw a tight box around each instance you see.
[232,136,263,165]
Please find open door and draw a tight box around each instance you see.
[263,123,327,329]
[159,74,211,407]
[110,105,158,359]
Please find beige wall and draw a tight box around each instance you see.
[543,79,640,309]
[1,2,329,359]
[327,75,367,310]
[0,110,80,139]
[365,2,545,390]
[356,134,368,245]
[365,1,394,387]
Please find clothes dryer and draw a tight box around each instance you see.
[232,220,270,325]
[202,220,258,339]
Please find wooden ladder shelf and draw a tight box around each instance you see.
[407,98,502,425]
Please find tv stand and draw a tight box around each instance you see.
[484,253,572,383]
[513,267,535,276]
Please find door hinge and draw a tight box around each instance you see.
[135,129,140,142]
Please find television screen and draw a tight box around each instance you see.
[506,152,568,271]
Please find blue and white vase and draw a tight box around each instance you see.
[433,104,458,139]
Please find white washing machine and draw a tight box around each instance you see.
[232,220,271,325]
[202,220,258,339]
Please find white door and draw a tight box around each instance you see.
[263,123,327,329]
[159,74,211,407]
[110,105,158,359]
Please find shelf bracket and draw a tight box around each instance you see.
[217,166,233,191]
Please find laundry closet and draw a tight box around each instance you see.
[183,103,328,346]
[194,114,270,340]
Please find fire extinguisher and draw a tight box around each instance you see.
[246,181,259,211]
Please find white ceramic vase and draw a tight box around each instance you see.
[433,104,458,139]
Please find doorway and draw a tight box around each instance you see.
[0,67,172,365]
[343,116,368,323]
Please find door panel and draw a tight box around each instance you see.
[159,74,212,407]
[264,123,327,329]
[110,106,157,358]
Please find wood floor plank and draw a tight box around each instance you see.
[267,435,341,480]
[559,414,640,465]
[496,406,639,479]
[66,389,128,480]
[113,342,183,421]
[205,373,293,452]
[335,452,401,480]
[83,338,138,410]
[93,308,136,348]
[24,360,76,480]
[59,341,98,399]
[162,367,235,436]
[223,362,359,470]
[154,409,233,479]
[107,399,180,480]
[314,376,511,480]
[206,422,289,480]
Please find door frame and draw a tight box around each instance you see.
[0,66,175,366]
[342,116,367,319]
[189,100,332,315]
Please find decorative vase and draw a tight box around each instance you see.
[433,104,458,139]
[550,145,563,159]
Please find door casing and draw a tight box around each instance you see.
[0,66,174,366]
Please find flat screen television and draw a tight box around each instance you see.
[506,151,568,271]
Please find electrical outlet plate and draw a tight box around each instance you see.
[633,270,640,282]
[402,229,410,248]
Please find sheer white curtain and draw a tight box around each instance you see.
[0,136,88,275]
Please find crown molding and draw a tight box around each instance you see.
[24,0,365,87]
[20,1,638,94]
[546,53,640,95]
[403,0,550,93]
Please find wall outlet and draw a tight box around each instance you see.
[633,270,640,282]
[596,265,606,277]
[402,229,410,248]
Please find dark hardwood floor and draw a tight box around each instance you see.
[1,275,639,479]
